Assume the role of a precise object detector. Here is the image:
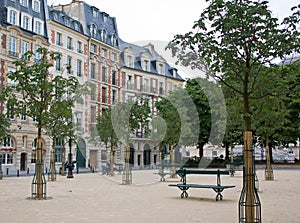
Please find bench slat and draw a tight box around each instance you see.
[169,184,235,189]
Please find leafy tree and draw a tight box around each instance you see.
[96,108,119,176]
[167,0,300,221]
[111,97,151,184]
[4,48,79,199]
[0,113,11,180]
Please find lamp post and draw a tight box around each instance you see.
[67,138,73,178]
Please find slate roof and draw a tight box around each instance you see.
[119,40,184,81]
[0,0,48,38]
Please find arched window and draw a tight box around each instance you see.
[111,35,118,47]
[90,24,97,38]
[100,29,107,42]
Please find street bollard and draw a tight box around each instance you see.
[27,168,29,174]
[6,168,8,175]
[17,169,19,177]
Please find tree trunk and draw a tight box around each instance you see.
[171,144,176,178]
[265,135,273,180]
[36,127,44,199]
[50,143,55,181]
[110,146,114,176]
[125,144,130,184]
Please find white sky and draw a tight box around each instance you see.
[47,0,299,79]
[48,0,299,43]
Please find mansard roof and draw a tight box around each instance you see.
[119,40,184,81]
[81,2,120,48]
[48,7,84,34]
[0,0,48,38]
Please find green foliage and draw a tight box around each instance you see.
[4,48,79,137]
[168,0,300,132]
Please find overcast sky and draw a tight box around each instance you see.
[47,0,299,79]
[48,0,299,43]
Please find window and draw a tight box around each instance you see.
[111,52,117,62]
[22,15,31,30]
[90,106,96,123]
[158,63,164,75]
[90,87,96,101]
[77,41,82,53]
[21,105,26,121]
[112,90,117,104]
[100,29,107,42]
[67,37,73,50]
[127,55,134,68]
[34,20,42,35]
[2,137,14,148]
[92,7,99,17]
[76,112,83,131]
[67,56,72,74]
[159,82,164,95]
[22,136,27,149]
[54,138,63,162]
[1,153,13,164]
[90,43,97,53]
[9,37,17,57]
[112,71,116,85]
[111,35,118,47]
[32,0,40,12]
[21,41,29,60]
[31,151,36,163]
[101,87,107,103]
[143,60,150,72]
[101,48,107,57]
[90,24,97,38]
[56,57,61,71]
[9,10,17,25]
[90,63,96,79]
[77,59,82,77]
[56,32,62,46]
[101,66,107,82]
[20,0,28,7]
[34,45,41,62]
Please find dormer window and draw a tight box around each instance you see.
[90,24,97,38]
[102,12,109,23]
[111,35,118,47]
[100,29,107,42]
[21,14,32,31]
[32,0,40,13]
[20,0,28,7]
[158,63,164,75]
[127,55,134,68]
[92,7,99,17]
[143,60,150,72]
[8,9,18,25]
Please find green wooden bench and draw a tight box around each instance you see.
[169,169,235,201]
[226,161,244,177]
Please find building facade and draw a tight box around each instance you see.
[0,0,184,174]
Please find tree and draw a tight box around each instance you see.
[0,113,11,180]
[96,108,119,176]
[111,97,151,184]
[155,87,200,175]
[5,48,79,199]
[168,1,300,222]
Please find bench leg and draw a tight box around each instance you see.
[180,191,188,198]
[213,188,224,201]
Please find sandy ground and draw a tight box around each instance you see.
[0,168,300,223]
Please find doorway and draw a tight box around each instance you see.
[20,153,27,171]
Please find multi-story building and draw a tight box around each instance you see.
[0,0,50,174]
[0,0,184,174]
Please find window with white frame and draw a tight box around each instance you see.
[101,66,107,82]
[67,36,73,50]
[9,37,17,57]
[7,104,14,120]
[77,41,82,53]
[21,15,31,30]
[20,0,28,7]
[0,137,14,164]
[76,112,83,131]
[21,41,29,59]
[22,136,27,149]
[32,0,40,12]
[90,63,96,79]
[90,24,97,38]
[90,43,97,53]
[127,55,134,68]
[1,153,13,164]
[111,52,117,62]
[143,60,150,72]
[77,59,82,77]
[34,45,41,62]
[56,32,62,46]
[101,48,107,57]
[158,63,164,75]
[34,20,43,35]
[67,56,72,74]
[54,138,63,162]
[112,70,117,85]
[56,56,61,71]
[112,90,117,104]
[100,29,107,42]
[8,9,18,25]
[111,35,118,47]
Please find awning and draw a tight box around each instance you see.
[1,147,16,152]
